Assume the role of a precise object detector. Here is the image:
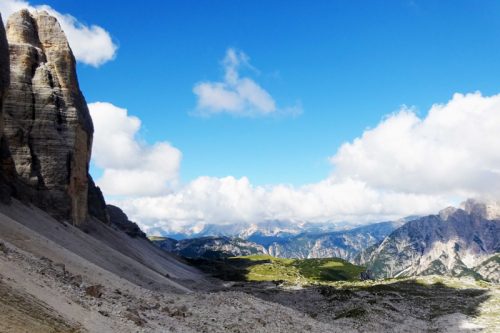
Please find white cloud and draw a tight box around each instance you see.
[331,92,500,198]
[115,176,445,233]
[89,102,181,196]
[106,91,500,233]
[0,0,117,67]
[193,48,301,117]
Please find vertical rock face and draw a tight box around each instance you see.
[0,14,8,107]
[2,10,93,225]
[0,13,12,202]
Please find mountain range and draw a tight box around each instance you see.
[265,220,405,260]
[149,220,406,261]
[146,219,354,241]
[151,235,266,259]
[151,200,500,282]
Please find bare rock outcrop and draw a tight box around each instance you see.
[361,207,500,279]
[107,204,146,238]
[87,176,109,224]
[1,10,93,224]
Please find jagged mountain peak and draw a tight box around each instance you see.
[438,199,500,222]
[460,198,500,220]
[361,204,500,281]
[438,206,459,220]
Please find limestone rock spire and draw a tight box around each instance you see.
[2,9,94,225]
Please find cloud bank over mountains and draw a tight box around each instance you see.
[90,91,500,232]
[0,0,117,66]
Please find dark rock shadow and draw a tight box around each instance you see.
[187,256,363,283]
[186,257,271,281]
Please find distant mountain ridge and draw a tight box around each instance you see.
[266,220,405,261]
[150,236,266,259]
[149,200,500,284]
[146,220,351,240]
[358,200,500,282]
[150,220,407,261]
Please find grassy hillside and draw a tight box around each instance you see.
[148,236,167,241]
[190,254,365,284]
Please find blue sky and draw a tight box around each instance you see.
[3,0,500,230]
[26,0,500,186]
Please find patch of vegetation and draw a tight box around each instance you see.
[292,258,365,281]
[148,236,167,241]
[190,254,366,284]
[421,259,447,275]
[456,267,484,280]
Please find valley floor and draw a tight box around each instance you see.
[225,277,500,333]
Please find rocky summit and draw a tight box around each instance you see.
[0,10,101,225]
[107,204,146,238]
[359,203,500,281]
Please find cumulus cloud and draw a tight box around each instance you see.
[193,48,301,117]
[0,0,117,67]
[105,91,500,232]
[331,92,500,198]
[89,102,181,196]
